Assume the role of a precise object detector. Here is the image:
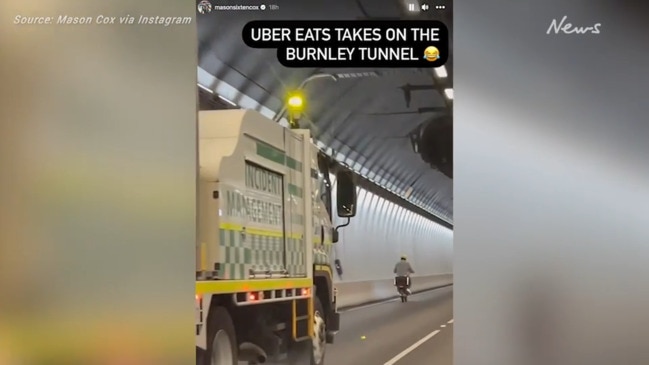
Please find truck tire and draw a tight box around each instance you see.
[287,297,327,365]
[204,307,238,365]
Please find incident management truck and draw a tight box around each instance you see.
[195,109,357,365]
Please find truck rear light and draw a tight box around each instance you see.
[248,292,263,301]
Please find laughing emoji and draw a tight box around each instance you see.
[423,46,440,62]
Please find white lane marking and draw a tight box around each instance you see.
[383,330,441,365]
[440,324,446,328]
[447,319,454,324]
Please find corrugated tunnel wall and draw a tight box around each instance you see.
[329,174,453,307]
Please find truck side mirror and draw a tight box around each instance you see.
[336,171,356,218]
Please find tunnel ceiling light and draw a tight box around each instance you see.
[218,95,237,107]
[198,83,213,93]
[405,186,414,199]
[444,88,453,100]
[434,66,447,78]
[335,71,378,79]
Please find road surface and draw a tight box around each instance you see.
[326,286,453,365]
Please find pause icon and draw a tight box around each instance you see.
[408,3,419,11]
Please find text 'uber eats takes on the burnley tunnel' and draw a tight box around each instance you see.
[241,20,449,68]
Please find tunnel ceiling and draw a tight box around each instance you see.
[197,0,453,224]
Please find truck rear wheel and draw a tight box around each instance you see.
[287,297,326,365]
[205,307,238,365]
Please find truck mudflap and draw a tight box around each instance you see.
[196,347,206,365]
[326,311,340,344]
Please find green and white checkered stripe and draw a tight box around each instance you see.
[286,236,307,276]
[218,227,248,280]
[313,246,329,265]
[217,226,292,279]
[312,220,334,266]
[248,233,284,272]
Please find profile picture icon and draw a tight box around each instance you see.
[197,0,212,14]
[423,46,440,62]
